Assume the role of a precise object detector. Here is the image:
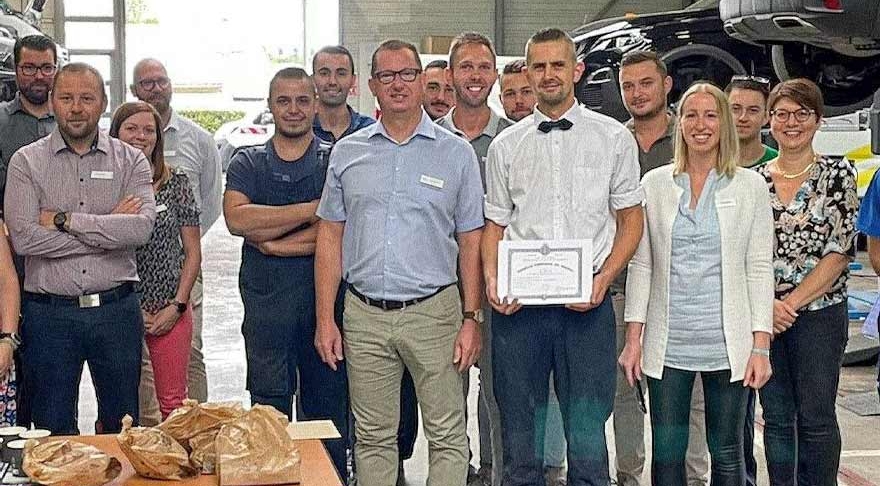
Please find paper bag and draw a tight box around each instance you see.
[22,439,121,486]
[216,404,301,485]
[116,415,198,480]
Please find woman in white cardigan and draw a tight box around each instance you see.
[618,82,774,486]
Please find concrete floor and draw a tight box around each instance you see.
[74,220,880,485]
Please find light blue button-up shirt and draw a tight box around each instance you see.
[316,112,485,301]
[665,170,730,371]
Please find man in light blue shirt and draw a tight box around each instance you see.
[314,39,485,486]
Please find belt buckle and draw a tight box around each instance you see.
[78,293,100,308]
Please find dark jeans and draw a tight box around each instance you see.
[244,283,349,479]
[492,296,616,486]
[744,388,757,486]
[759,301,848,486]
[21,291,143,435]
[648,367,748,486]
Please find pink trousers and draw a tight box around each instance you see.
[144,306,193,419]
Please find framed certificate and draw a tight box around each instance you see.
[497,239,593,305]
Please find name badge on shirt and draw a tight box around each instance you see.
[90,170,114,180]
[164,150,177,158]
[716,199,737,208]
[419,174,445,189]
[156,203,169,213]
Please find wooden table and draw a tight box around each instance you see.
[46,435,342,486]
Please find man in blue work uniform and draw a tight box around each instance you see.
[223,67,348,478]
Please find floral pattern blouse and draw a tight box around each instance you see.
[135,170,200,313]
[757,155,858,311]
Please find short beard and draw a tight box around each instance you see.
[20,84,50,105]
[319,93,348,108]
[631,102,666,122]
[276,125,312,140]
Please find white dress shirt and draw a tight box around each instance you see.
[484,102,644,272]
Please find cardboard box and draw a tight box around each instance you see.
[421,35,455,54]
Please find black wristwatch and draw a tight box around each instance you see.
[174,301,187,314]
[53,212,67,232]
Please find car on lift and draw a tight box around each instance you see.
[721,0,880,116]
[571,0,775,121]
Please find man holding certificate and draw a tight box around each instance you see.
[482,28,644,486]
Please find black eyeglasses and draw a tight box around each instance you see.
[770,108,816,123]
[730,74,771,86]
[137,77,171,91]
[373,68,421,84]
[17,63,56,76]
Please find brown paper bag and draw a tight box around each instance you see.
[188,429,220,474]
[159,399,245,446]
[22,439,121,486]
[116,415,198,480]
[216,404,301,485]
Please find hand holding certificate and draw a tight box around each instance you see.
[497,239,593,305]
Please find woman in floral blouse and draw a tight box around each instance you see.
[0,226,18,425]
[110,102,201,419]
[757,79,858,486]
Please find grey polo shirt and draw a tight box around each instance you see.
[612,113,677,295]
[624,113,676,177]
[0,94,56,213]
[436,108,512,189]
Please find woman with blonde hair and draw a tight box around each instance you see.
[619,82,774,485]
[110,101,201,420]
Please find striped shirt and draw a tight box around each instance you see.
[4,128,156,295]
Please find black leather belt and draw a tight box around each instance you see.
[24,282,135,309]
[349,284,453,311]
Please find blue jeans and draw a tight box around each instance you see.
[744,388,757,486]
[21,290,143,434]
[648,368,748,486]
[492,296,616,486]
[759,301,848,486]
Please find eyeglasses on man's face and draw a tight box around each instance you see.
[373,68,421,85]
[17,63,56,77]
[769,108,816,123]
[137,77,171,91]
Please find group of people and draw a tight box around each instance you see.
[0,25,870,486]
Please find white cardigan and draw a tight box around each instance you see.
[624,165,774,382]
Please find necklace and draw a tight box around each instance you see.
[778,155,817,180]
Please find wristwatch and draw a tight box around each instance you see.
[463,309,484,324]
[53,212,67,232]
[173,301,187,314]
[0,332,21,352]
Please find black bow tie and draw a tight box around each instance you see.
[537,118,573,133]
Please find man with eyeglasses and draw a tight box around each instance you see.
[314,39,484,486]
[130,58,222,423]
[726,76,778,169]
[0,35,58,216]
[312,45,375,144]
[422,59,455,121]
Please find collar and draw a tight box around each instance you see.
[164,110,182,133]
[367,110,437,144]
[3,93,54,119]
[313,105,365,135]
[532,101,580,128]
[441,107,505,139]
[625,111,676,139]
[49,127,109,155]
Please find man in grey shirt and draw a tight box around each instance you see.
[4,63,156,434]
[435,31,511,486]
[131,58,222,417]
[0,35,57,217]
[616,50,709,486]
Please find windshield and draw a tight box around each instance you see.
[684,0,719,11]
